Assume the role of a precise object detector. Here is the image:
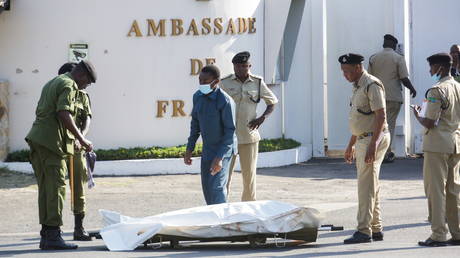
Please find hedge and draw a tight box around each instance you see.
[6,138,301,162]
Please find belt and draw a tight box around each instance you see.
[357,129,388,140]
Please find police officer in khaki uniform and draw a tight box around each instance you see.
[368,34,416,163]
[339,53,390,244]
[413,53,460,247]
[220,51,278,201]
[58,63,93,241]
[449,44,460,82]
[26,60,96,250]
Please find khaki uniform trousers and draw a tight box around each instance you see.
[355,133,390,236]
[66,151,88,215]
[28,141,67,227]
[423,151,460,241]
[227,142,258,201]
[385,101,401,153]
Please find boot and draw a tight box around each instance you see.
[42,228,78,250]
[39,225,45,249]
[74,213,92,241]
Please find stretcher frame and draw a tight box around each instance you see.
[142,227,318,248]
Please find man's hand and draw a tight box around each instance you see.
[78,138,93,152]
[184,151,193,165]
[344,145,355,164]
[365,141,377,164]
[75,141,82,152]
[411,104,421,118]
[210,157,223,176]
[248,116,265,130]
[409,87,417,98]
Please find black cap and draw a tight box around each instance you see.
[384,34,398,44]
[58,62,77,75]
[338,53,364,64]
[232,51,250,64]
[78,60,97,83]
[427,53,452,66]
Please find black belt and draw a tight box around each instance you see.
[357,129,388,140]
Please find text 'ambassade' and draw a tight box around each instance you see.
[127,17,257,37]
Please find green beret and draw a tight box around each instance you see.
[427,53,452,66]
[338,53,364,64]
[232,51,250,64]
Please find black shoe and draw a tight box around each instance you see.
[447,238,460,246]
[383,152,395,163]
[39,228,45,249]
[74,227,92,241]
[372,232,384,241]
[74,213,92,241]
[418,238,448,247]
[42,229,78,250]
[344,231,371,244]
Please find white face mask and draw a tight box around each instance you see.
[199,80,215,95]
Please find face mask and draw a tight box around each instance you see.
[431,67,442,82]
[199,84,212,94]
[431,73,441,82]
[199,80,215,95]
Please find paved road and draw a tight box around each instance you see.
[1,158,459,257]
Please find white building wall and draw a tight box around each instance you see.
[284,0,312,146]
[0,0,287,151]
[410,0,460,152]
[325,0,396,151]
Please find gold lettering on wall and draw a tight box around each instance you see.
[186,19,200,36]
[248,18,256,33]
[226,18,236,35]
[171,19,184,36]
[213,18,223,35]
[156,100,169,118]
[128,17,256,37]
[147,19,166,36]
[238,18,248,34]
[127,20,143,37]
[172,100,187,117]
[201,18,212,35]
[205,58,216,65]
[190,59,204,75]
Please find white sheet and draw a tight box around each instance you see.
[99,200,321,251]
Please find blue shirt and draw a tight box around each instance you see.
[187,87,237,160]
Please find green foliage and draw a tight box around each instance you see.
[258,138,301,152]
[5,149,30,162]
[6,138,301,162]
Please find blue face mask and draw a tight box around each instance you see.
[431,73,441,82]
[199,81,215,95]
[431,67,442,82]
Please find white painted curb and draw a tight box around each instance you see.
[0,145,312,176]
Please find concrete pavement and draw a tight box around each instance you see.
[1,158,459,257]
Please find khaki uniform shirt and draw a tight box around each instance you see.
[423,76,460,154]
[220,73,278,144]
[26,73,79,156]
[368,48,409,103]
[349,70,388,136]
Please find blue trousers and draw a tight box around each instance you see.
[200,156,231,205]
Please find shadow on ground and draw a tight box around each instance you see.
[258,158,423,181]
[0,167,36,189]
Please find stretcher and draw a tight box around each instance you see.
[99,200,341,251]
